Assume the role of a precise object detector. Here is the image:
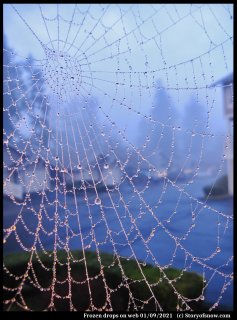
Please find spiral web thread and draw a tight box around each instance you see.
[3,4,233,311]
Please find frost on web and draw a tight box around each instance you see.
[3,4,233,311]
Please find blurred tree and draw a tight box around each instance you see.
[22,54,50,147]
[181,95,206,170]
[57,96,106,167]
[137,79,180,170]
[3,34,50,150]
[3,34,19,137]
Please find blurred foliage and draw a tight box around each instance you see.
[4,250,206,311]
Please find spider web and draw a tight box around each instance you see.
[3,4,233,312]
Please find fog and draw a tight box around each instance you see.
[3,4,233,170]
[3,4,234,311]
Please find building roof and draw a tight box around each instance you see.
[212,72,233,87]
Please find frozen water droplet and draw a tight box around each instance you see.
[216,247,221,253]
[77,164,82,170]
[104,163,109,169]
[95,197,101,205]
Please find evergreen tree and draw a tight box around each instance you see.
[3,35,19,137]
[182,95,206,169]
[137,79,180,170]
[22,54,50,147]
[3,35,50,150]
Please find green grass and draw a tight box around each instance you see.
[4,250,205,311]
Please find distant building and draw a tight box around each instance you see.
[64,154,123,189]
[64,166,100,188]
[3,144,51,199]
[3,144,24,199]
[213,73,233,196]
[23,157,51,194]
[90,154,123,188]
